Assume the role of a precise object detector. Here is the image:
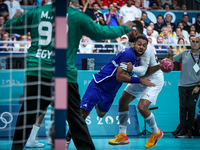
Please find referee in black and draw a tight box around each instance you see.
[169,36,200,138]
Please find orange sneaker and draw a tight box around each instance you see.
[108,133,130,145]
[145,128,164,149]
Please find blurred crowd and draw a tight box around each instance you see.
[0,0,200,53]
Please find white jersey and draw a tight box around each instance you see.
[125,41,163,78]
[119,5,141,23]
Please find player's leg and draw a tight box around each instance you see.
[25,109,47,148]
[12,76,51,150]
[108,91,134,145]
[139,76,164,149]
[67,82,95,150]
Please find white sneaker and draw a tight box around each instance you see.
[25,140,45,148]
[47,137,52,145]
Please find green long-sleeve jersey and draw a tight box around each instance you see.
[5,5,130,83]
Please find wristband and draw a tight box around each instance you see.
[130,77,140,83]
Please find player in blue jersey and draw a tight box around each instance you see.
[80,36,155,119]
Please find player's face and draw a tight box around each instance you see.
[126,0,132,6]
[134,39,147,57]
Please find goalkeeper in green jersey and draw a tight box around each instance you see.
[5,3,134,150]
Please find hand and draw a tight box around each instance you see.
[99,16,103,21]
[167,41,170,44]
[123,21,134,31]
[192,86,200,95]
[140,78,156,87]
[120,62,133,72]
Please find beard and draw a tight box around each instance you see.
[128,33,136,43]
[134,49,143,57]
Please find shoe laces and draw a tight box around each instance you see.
[148,133,158,143]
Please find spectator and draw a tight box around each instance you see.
[173,27,186,44]
[186,35,195,49]
[154,36,168,54]
[177,21,189,39]
[154,15,164,34]
[156,0,163,9]
[163,13,176,32]
[163,3,170,11]
[169,36,200,139]
[93,2,105,25]
[82,0,96,22]
[80,0,103,9]
[143,0,152,9]
[189,24,199,37]
[140,20,146,35]
[79,36,94,53]
[148,21,159,39]
[14,35,30,52]
[134,0,142,20]
[69,1,75,8]
[0,26,3,39]
[104,3,121,26]
[151,2,158,9]
[119,0,141,24]
[176,37,187,54]
[94,39,113,53]
[4,0,21,19]
[161,0,171,6]
[141,12,148,28]
[162,26,175,44]
[0,0,9,20]
[182,14,190,33]
[189,30,196,37]
[193,14,200,36]
[160,24,175,37]
[170,0,180,10]
[146,26,157,44]
[0,14,5,31]
[181,4,187,11]
[0,32,14,51]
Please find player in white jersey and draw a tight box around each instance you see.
[108,20,164,149]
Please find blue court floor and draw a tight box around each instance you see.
[0,134,200,150]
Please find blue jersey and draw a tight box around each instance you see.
[93,47,140,94]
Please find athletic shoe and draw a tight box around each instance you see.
[186,130,194,138]
[25,140,45,148]
[144,128,163,149]
[175,129,187,138]
[108,133,130,145]
[95,105,106,118]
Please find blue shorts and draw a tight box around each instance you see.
[80,79,116,112]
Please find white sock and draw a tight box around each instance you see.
[119,111,129,134]
[28,125,40,141]
[144,113,158,133]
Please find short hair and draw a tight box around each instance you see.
[108,3,113,8]
[93,2,98,6]
[182,14,189,18]
[135,36,148,44]
[157,35,163,39]
[142,12,147,15]
[163,3,170,8]
[152,2,158,6]
[175,27,181,31]
[132,20,143,34]
[189,35,195,39]
[157,14,163,19]
[197,14,200,18]
[177,21,183,27]
[162,26,168,31]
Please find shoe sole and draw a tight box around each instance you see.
[108,141,130,145]
[145,131,164,149]
[25,145,44,148]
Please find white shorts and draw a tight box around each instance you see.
[124,73,164,106]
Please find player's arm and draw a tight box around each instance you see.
[120,56,150,76]
[4,8,33,34]
[116,66,155,87]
